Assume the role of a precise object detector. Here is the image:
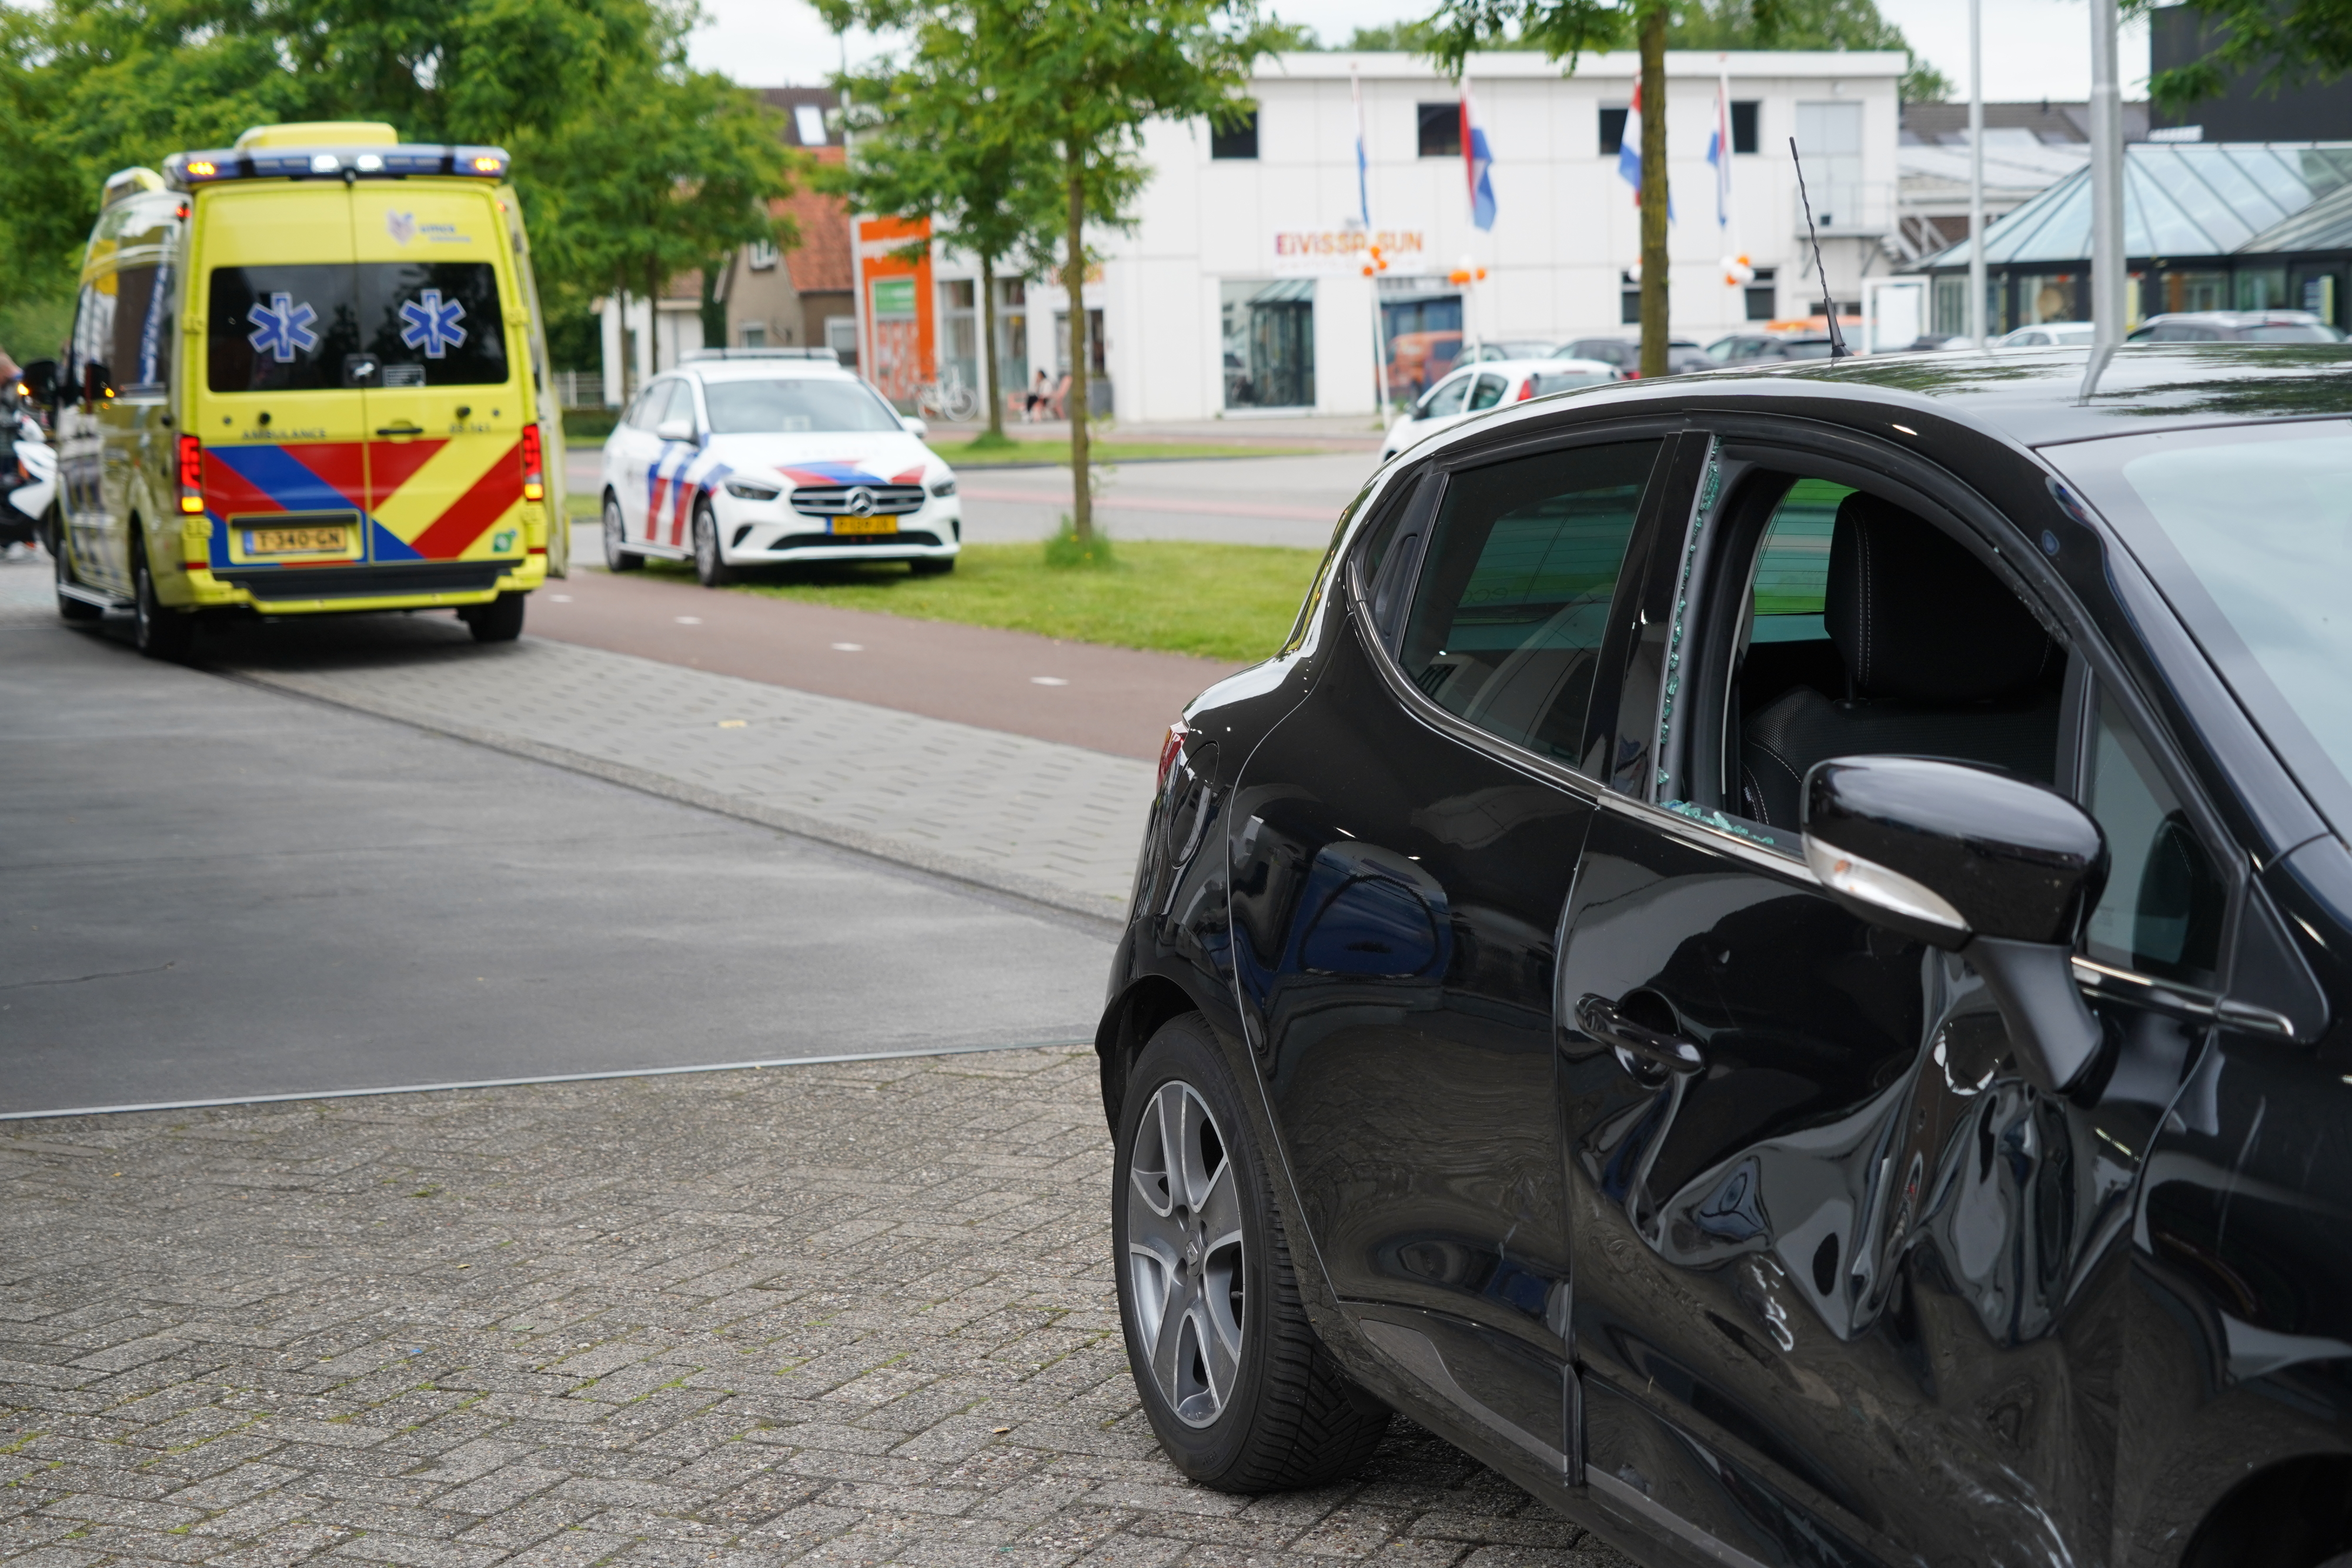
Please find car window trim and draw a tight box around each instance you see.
[1688,413,2260,990]
[1339,416,1693,797]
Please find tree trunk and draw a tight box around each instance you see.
[1637,3,1669,382]
[645,260,664,375]
[981,252,1004,440]
[1064,146,1091,544]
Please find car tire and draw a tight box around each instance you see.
[910,556,954,577]
[54,537,101,622]
[692,502,733,587]
[463,591,526,644]
[602,493,642,572]
[1112,1012,1391,1492]
[133,553,194,661]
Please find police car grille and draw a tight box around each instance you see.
[790,483,927,517]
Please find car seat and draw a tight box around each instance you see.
[1739,491,2060,830]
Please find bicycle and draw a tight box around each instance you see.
[912,368,983,422]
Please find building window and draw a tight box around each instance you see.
[1621,272,1641,325]
[825,316,858,366]
[1599,106,1627,155]
[1745,266,1776,321]
[793,103,827,146]
[1730,101,1759,154]
[740,322,766,347]
[1793,102,1864,228]
[1221,278,1315,409]
[1418,103,1462,158]
[1211,106,1258,159]
[747,239,779,271]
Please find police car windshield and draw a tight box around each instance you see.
[704,379,903,434]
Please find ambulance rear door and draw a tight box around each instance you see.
[347,185,529,577]
[189,183,372,581]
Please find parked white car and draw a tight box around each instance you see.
[1994,321,2096,349]
[1381,358,1618,462]
[600,350,961,586]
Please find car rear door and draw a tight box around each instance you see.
[189,183,372,583]
[348,183,529,573]
[1228,427,1699,1486]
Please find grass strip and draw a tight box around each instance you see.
[639,541,1321,663]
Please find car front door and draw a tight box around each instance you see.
[1553,432,2235,1566]
[1230,429,1701,1483]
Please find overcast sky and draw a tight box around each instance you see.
[686,0,2154,102]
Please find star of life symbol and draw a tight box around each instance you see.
[246,292,320,363]
[397,289,468,359]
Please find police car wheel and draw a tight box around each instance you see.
[465,592,526,644]
[133,559,194,662]
[692,503,734,588]
[602,493,641,573]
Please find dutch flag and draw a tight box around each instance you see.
[1619,80,1675,222]
[1461,79,1496,231]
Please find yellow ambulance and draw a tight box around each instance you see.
[48,122,567,658]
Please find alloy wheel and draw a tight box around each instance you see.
[1125,1080,1246,1427]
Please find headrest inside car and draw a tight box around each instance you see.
[1825,491,2053,702]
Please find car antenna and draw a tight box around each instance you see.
[1790,137,1849,359]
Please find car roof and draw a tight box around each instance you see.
[2143,309,2326,326]
[1409,341,2352,456]
[676,358,858,383]
[1444,357,1616,376]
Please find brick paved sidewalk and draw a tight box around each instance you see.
[0,1052,1628,1568]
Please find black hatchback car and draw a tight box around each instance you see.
[1097,345,2352,1567]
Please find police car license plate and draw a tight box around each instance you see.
[831,516,898,536]
[245,524,350,556]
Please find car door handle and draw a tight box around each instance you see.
[1575,991,1705,1076]
[375,422,425,437]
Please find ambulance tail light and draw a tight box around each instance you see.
[177,435,204,514]
[520,424,545,503]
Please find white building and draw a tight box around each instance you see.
[910,49,1906,422]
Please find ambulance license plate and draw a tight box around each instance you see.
[245,524,350,556]
[831,516,898,536]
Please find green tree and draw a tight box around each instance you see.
[1431,0,1675,377]
[1670,0,1949,101]
[0,0,794,362]
[520,49,799,372]
[834,0,1277,544]
[823,9,1064,442]
[2136,0,2352,110]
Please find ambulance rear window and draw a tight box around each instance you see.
[209,263,509,392]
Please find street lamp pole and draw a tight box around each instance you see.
[2090,0,2127,346]
[1968,0,1985,347]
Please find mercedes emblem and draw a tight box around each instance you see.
[844,486,877,516]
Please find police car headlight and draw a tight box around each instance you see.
[726,479,781,500]
[930,478,956,497]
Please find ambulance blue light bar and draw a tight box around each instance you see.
[163,144,510,189]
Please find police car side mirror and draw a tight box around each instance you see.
[901,415,929,440]
[1803,755,2112,1096]
[654,417,694,444]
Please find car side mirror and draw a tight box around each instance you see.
[16,359,56,407]
[1803,755,2112,1094]
[901,414,929,440]
[654,416,695,444]
[83,361,113,406]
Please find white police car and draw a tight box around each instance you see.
[599,349,961,585]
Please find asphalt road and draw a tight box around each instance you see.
[0,616,1112,1118]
